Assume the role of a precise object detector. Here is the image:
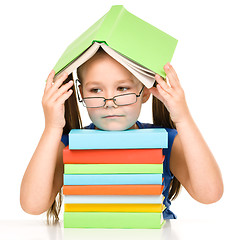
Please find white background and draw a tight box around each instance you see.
[0,0,231,224]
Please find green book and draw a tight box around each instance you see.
[64,164,163,174]
[64,212,165,229]
[53,5,178,88]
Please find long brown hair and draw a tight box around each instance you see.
[46,50,181,223]
[46,74,83,224]
[152,96,181,200]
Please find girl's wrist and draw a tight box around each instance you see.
[175,112,194,130]
[44,126,63,137]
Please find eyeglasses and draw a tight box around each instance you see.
[76,80,145,108]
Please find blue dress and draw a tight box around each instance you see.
[61,120,178,219]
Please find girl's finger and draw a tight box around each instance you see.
[156,83,171,102]
[51,80,74,102]
[169,64,179,80]
[56,89,73,105]
[165,63,179,79]
[45,72,69,100]
[149,87,164,103]
[45,69,55,91]
[163,63,180,89]
[155,74,174,96]
[52,72,69,90]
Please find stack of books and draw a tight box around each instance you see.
[63,128,168,229]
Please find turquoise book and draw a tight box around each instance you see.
[68,128,168,150]
[53,5,178,88]
[63,173,163,185]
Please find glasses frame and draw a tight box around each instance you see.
[75,79,145,108]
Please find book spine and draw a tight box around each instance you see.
[64,195,163,204]
[64,203,164,212]
[63,174,162,185]
[93,5,125,44]
[64,164,163,174]
[63,185,164,195]
[63,148,164,164]
[69,129,168,149]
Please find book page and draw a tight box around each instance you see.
[100,43,155,88]
[54,42,101,81]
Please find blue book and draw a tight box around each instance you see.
[69,128,168,150]
[63,174,162,185]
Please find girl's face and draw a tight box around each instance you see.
[79,53,150,131]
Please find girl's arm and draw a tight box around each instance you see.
[170,117,223,203]
[20,70,73,214]
[149,63,223,203]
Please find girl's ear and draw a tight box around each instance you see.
[142,86,151,103]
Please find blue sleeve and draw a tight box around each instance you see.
[162,127,178,219]
[163,128,178,178]
[61,134,69,147]
[61,123,94,147]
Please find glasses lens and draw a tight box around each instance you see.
[83,98,105,108]
[114,94,137,106]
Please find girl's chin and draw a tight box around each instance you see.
[94,121,137,131]
[95,125,127,131]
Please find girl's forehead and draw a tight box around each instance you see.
[78,53,142,86]
[81,53,132,76]
[84,77,140,86]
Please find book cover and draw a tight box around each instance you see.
[69,128,168,150]
[63,184,164,195]
[63,147,164,164]
[53,5,177,85]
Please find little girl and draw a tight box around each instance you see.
[20,48,223,224]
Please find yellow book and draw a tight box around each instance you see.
[64,203,166,212]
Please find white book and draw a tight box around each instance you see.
[64,195,164,204]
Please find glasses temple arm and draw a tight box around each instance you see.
[136,85,145,97]
[74,79,83,103]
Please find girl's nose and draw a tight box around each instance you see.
[103,98,118,108]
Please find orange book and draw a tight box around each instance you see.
[63,147,164,164]
[63,184,164,195]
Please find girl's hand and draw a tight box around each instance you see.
[149,63,190,124]
[42,70,73,130]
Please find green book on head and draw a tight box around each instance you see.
[53,5,178,88]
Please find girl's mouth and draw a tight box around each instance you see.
[102,115,124,119]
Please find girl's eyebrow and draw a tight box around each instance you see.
[84,79,136,87]
[85,81,102,87]
[116,79,136,84]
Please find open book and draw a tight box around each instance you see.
[53,5,178,89]
[55,41,157,88]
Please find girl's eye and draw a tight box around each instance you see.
[118,87,129,92]
[90,88,101,93]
